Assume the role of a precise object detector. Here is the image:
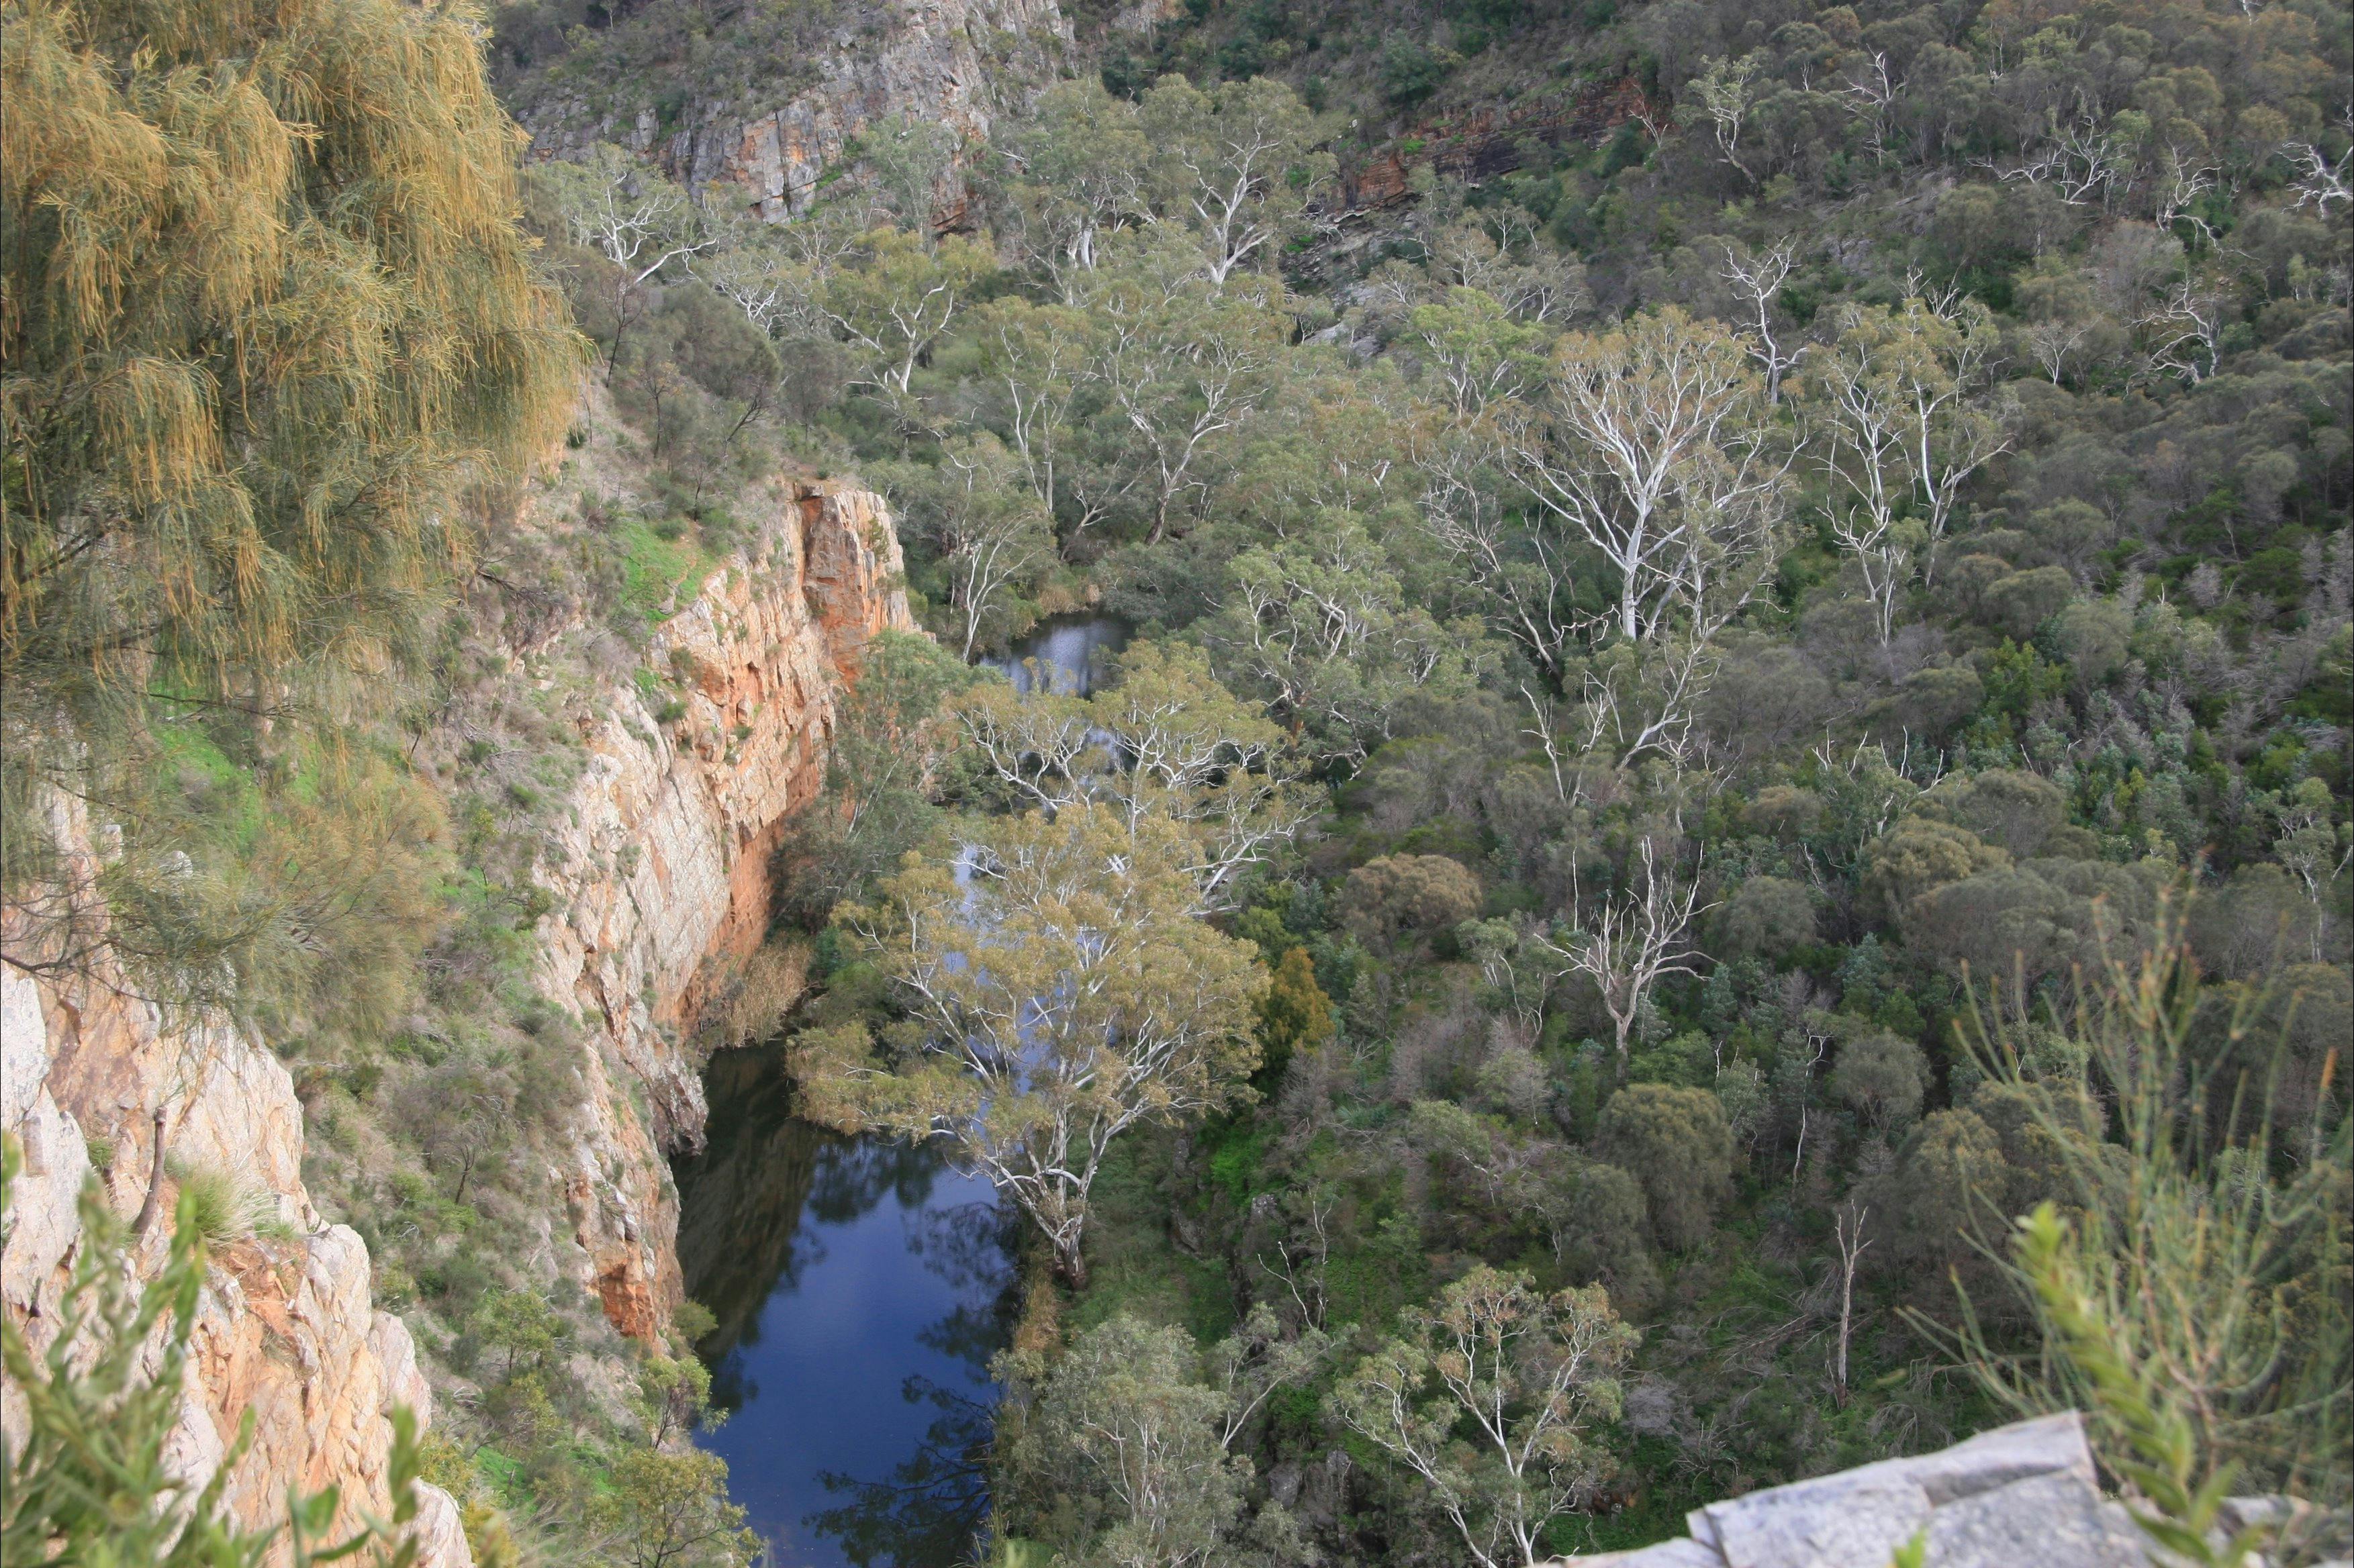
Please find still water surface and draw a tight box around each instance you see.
[674,1043,1017,1567]
[671,616,1131,1565]
[984,613,1130,695]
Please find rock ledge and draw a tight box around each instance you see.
[1556,1411,2344,1568]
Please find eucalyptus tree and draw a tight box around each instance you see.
[1540,830,1713,1076]
[1329,1267,1638,1568]
[1007,1308,1328,1568]
[859,111,959,236]
[1204,516,1497,767]
[972,296,1107,542]
[1139,75,1333,287]
[538,142,712,375]
[994,77,1156,297]
[1810,306,1928,645]
[953,641,1313,911]
[802,805,1264,1287]
[1096,266,1288,543]
[814,226,996,402]
[1497,307,1791,648]
[878,434,1053,659]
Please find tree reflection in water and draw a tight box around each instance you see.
[673,1039,1019,1567]
[810,1373,995,1567]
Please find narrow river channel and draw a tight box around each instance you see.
[672,614,1130,1566]
[673,1041,1016,1567]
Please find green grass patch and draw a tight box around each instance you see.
[473,1446,528,1504]
[1205,1120,1272,1205]
[616,517,717,624]
[1072,1132,1236,1342]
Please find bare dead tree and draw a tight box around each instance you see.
[1721,238,1807,405]
[2139,273,2228,386]
[1834,1202,1873,1405]
[1840,50,1898,164]
[1540,832,1712,1076]
[1255,1189,1333,1329]
[2151,146,2221,241]
[2284,117,2353,213]
[1989,109,2127,207]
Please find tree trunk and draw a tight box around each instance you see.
[130,1108,170,1240]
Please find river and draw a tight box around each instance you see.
[984,612,1129,695]
[673,616,1129,1567]
[674,1042,1017,1567]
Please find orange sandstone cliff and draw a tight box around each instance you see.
[0,479,915,1555]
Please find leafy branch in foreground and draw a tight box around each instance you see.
[1918,904,2351,1520]
[2011,1202,2272,1568]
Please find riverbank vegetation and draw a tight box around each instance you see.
[5,0,2349,1557]
[627,0,2354,1559]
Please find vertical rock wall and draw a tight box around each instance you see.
[524,481,914,1340]
[520,0,1072,222]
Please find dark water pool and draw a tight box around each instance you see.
[673,1042,1017,1568]
[985,613,1131,695]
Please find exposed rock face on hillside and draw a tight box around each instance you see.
[1,797,471,1567]
[520,481,913,1340]
[522,0,1072,222]
[1332,77,1657,214]
[1,479,914,1552]
[1554,1411,2341,1568]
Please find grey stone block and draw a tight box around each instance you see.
[1895,1411,2098,1505]
[1695,1469,1934,1568]
[1550,1541,1727,1567]
[1614,1543,1728,1567]
[1921,1470,2148,1568]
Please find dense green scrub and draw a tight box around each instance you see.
[632,0,2349,1559]
[7,0,2349,1558]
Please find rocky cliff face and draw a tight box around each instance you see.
[520,481,912,1340]
[1331,77,1657,214]
[1,795,471,1566]
[522,0,1071,222]
[1,479,914,1549]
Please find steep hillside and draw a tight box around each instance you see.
[500,0,1076,219]
[3,417,916,1560]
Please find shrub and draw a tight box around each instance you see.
[1714,875,1816,962]
[1830,1030,1928,1134]
[165,1161,281,1246]
[1596,1084,1733,1253]
[1343,855,1482,952]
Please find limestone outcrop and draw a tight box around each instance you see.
[522,0,1072,223]
[522,481,914,1339]
[1,797,471,1566]
[1555,1411,2346,1568]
